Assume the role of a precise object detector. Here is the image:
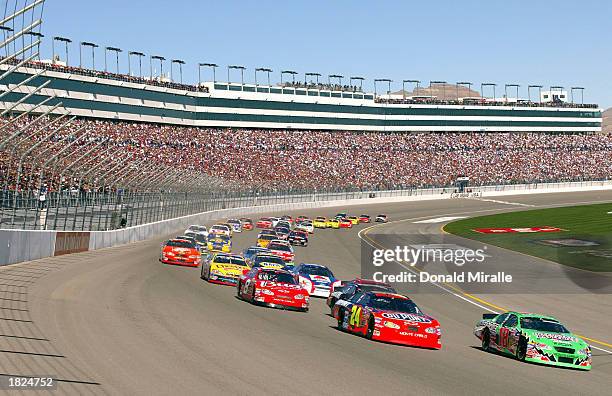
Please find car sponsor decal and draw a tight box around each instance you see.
[473,226,564,234]
[534,333,576,342]
[381,313,432,323]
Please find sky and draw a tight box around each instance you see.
[40,0,612,108]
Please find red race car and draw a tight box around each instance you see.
[256,217,273,229]
[267,240,295,262]
[160,238,201,267]
[333,291,441,349]
[240,218,254,231]
[237,268,309,311]
[338,218,353,228]
[358,214,371,223]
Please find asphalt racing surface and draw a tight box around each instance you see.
[2,190,611,395]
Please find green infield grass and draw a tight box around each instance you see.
[443,202,612,272]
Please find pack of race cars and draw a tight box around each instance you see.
[158,213,592,369]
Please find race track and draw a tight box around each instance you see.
[2,190,611,395]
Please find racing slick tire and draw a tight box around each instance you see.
[481,329,491,352]
[516,336,527,362]
[236,281,243,299]
[337,309,345,331]
[365,318,375,340]
[328,299,337,315]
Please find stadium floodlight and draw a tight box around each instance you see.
[24,31,44,60]
[504,84,520,103]
[456,82,472,100]
[349,76,364,91]
[403,79,420,97]
[79,42,98,69]
[481,82,497,101]
[198,62,218,85]
[305,72,321,85]
[171,59,185,83]
[374,78,392,96]
[570,87,584,104]
[527,84,543,103]
[150,55,165,80]
[328,74,343,87]
[228,65,246,89]
[430,81,447,100]
[105,46,122,74]
[255,67,273,87]
[128,51,145,77]
[280,70,297,85]
[53,36,72,65]
[0,26,13,57]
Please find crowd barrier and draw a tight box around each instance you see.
[1,179,611,266]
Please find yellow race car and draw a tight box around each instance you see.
[348,216,360,225]
[257,234,277,248]
[207,235,231,253]
[201,253,249,285]
[327,219,340,229]
[313,217,328,229]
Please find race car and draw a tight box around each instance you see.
[251,253,288,270]
[267,240,295,262]
[257,233,277,248]
[327,219,340,229]
[207,234,232,253]
[287,230,308,246]
[258,229,278,238]
[240,218,254,231]
[175,235,198,248]
[327,278,397,313]
[276,220,292,230]
[237,267,309,312]
[243,246,270,264]
[295,220,314,234]
[296,215,309,223]
[333,291,441,349]
[273,226,291,240]
[358,214,371,223]
[313,217,328,229]
[183,231,208,252]
[210,224,232,237]
[160,239,201,267]
[347,216,360,225]
[335,212,348,219]
[291,263,340,298]
[184,224,208,237]
[474,311,591,370]
[338,218,353,228]
[280,215,293,224]
[227,218,242,233]
[375,214,388,223]
[256,217,274,229]
[201,253,250,286]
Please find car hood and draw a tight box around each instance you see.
[211,263,248,275]
[522,330,585,347]
[374,311,435,324]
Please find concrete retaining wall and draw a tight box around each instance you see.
[2,180,611,266]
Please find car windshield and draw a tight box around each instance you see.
[368,296,420,314]
[269,243,291,252]
[230,257,247,266]
[316,217,326,221]
[520,317,570,333]
[210,237,228,243]
[275,227,290,233]
[214,255,232,264]
[359,284,396,293]
[189,234,206,243]
[260,234,276,240]
[258,272,296,284]
[254,255,285,265]
[301,266,333,277]
[167,240,196,248]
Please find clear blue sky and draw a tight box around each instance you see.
[42,0,612,108]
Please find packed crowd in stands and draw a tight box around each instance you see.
[1,56,209,93]
[281,81,363,93]
[1,115,611,195]
[375,97,599,109]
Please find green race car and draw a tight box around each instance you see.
[474,311,591,370]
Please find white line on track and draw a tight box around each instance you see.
[357,209,612,355]
[474,198,536,207]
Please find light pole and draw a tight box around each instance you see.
[171,59,185,83]
[305,72,321,85]
[24,31,44,60]
[504,83,520,103]
[198,63,218,85]
[328,74,343,88]
[374,78,392,97]
[255,67,272,88]
[105,47,122,73]
[228,65,246,89]
[456,81,472,100]
[350,76,364,92]
[280,70,297,85]
[128,51,145,77]
[53,36,72,65]
[570,87,584,104]
[481,82,497,101]
[80,42,98,69]
[550,85,564,103]
[150,55,165,80]
[527,84,542,103]
[430,81,447,101]
[403,80,420,97]
[0,26,12,58]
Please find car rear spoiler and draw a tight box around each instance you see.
[482,313,497,320]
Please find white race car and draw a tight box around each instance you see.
[185,224,208,237]
[295,221,314,234]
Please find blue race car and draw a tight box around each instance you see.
[291,263,340,298]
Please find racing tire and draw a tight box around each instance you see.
[516,336,527,361]
[365,318,375,340]
[236,281,243,299]
[482,329,491,352]
[337,310,345,331]
[328,299,337,315]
